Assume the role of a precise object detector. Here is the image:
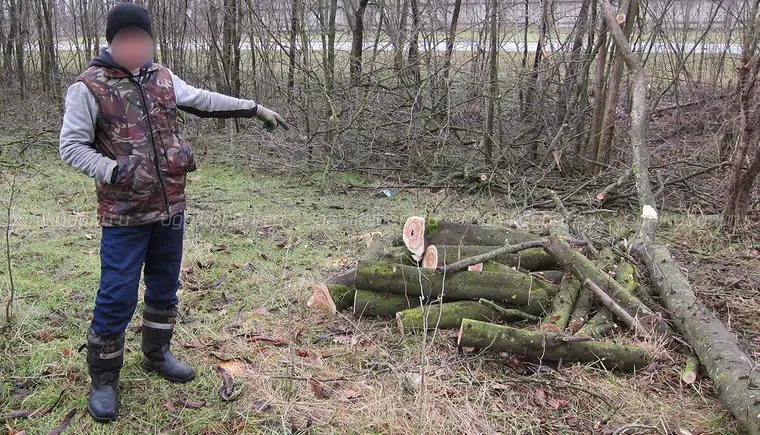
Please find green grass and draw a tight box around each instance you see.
[0,155,745,434]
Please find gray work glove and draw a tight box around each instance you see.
[256,105,289,132]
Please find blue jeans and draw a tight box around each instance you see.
[91,213,184,337]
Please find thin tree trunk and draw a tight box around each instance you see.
[483,0,499,165]
[349,0,370,84]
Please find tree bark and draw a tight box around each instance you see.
[353,289,420,318]
[483,0,499,164]
[355,261,557,313]
[396,301,500,334]
[425,220,542,247]
[541,276,581,333]
[567,286,592,333]
[349,0,371,84]
[636,244,760,433]
[458,319,650,372]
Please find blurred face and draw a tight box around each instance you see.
[110,28,154,71]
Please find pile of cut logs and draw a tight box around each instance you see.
[307,217,682,374]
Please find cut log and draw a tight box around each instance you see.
[396,301,499,334]
[355,261,557,311]
[481,261,508,272]
[541,275,581,333]
[403,216,427,260]
[363,233,401,262]
[635,244,760,433]
[457,319,650,371]
[384,245,556,271]
[567,286,592,333]
[468,263,484,271]
[306,269,357,315]
[307,284,355,315]
[425,220,542,246]
[437,240,545,274]
[545,234,671,337]
[682,353,700,385]
[353,289,420,318]
[478,299,541,323]
[421,245,438,269]
[583,279,647,334]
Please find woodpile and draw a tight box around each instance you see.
[308,216,669,372]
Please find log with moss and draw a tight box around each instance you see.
[682,353,700,385]
[383,245,556,271]
[636,244,760,433]
[567,286,592,333]
[353,289,420,318]
[396,301,500,334]
[424,219,542,246]
[478,299,542,323]
[355,261,557,312]
[457,319,650,372]
[545,234,671,337]
[541,275,581,333]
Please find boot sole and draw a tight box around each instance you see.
[87,404,117,423]
[143,364,196,383]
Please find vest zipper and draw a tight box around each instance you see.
[130,74,171,216]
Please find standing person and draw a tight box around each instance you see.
[59,3,288,423]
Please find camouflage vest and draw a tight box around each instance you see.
[78,64,196,227]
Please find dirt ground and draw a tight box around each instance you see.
[0,157,757,434]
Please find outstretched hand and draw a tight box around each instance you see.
[256,105,289,132]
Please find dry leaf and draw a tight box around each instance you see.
[164,399,177,413]
[533,388,547,407]
[33,329,53,343]
[335,388,361,402]
[547,397,567,410]
[252,307,271,316]
[62,348,72,358]
[307,380,326,399]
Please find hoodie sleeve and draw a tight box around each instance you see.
[170,70,259,119]
[59,82,118,184]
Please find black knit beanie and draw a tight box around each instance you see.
[106,3,153,43]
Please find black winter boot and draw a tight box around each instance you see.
[141,304,195,383]
[85,327,124,423]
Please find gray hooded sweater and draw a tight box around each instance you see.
[60,48,258,185]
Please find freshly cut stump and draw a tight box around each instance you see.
[402,216,426,260]
[307,284,354,315]
[457,319,649,372]
[422,245,438,269]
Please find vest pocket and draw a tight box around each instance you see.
[165,135,196,175]
[115,155,158,195]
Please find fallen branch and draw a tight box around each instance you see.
[681,353,700,385]
[457,319,650,371]
[545,234,671,338]
[567,286,592,333]
[582,279,646,335]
